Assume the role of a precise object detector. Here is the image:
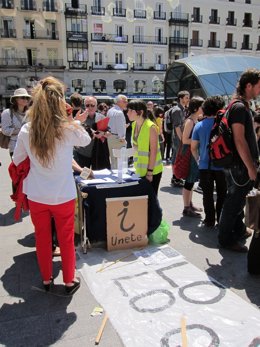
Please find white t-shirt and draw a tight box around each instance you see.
[13,122,91,205]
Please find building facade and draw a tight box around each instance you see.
[0,0,259,107]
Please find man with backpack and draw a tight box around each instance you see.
[168,91,190,187]
[218,69,260,252]
[191,96,227,228]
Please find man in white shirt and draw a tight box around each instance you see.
[107,94,128,169]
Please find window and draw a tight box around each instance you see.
[115,53,123,64]
[113,79,126,92]
[94,51,103,66]
[2,19,14,38]
[115,0,123,14]
[24,20,35,39]
[116,25,123,37]
[93,23,103,39]
[93,79,106,92]
[243,13,252,27]
[245,0,251,3]
[152,78,163,93]
[135,26,144,40]
[47,48,58,65]
[6,76,20,90]
[155,54,162,64]
[210,9,218,23]
[155,28,162,42]
[192,7,201,22]
[226,33,233,48]
[134,80,146,93]
[72,79,85,93]
[135,52,144,67]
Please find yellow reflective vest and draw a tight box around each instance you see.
[132,119,163,177]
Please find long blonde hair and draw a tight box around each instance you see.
[28,76,69,167]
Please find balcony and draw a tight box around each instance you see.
[208,40,220,48]
[0,58,27,67]
[133,35,167,45]
[32,59,64,68]
[225,41,237,49]
[154,11,166,20]
[243,19,252,27]
[191,14,203,23]
[226,17,237,26]
[0,28,16,38]
[65,3,87,16]
[169,12,189,24]
[91,6,105,15]
[134,9,146,19]
[69,61,88,69]
[190,39,203,47]
[42,1,58,12]
[20,0,37,11]
[91,33,128,43]
[91,62,128,71]
[0,0,14,9]
[132,63,167,71]
[241,42,253,50]
[67,31,88,42]
[113,8,126,17]
[209,16,220,24]
[23,29,59,40]
[169,37,188,46]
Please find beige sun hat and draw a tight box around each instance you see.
[10,88,31,103]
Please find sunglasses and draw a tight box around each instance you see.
[85,104,96,107]
[19,96,30,100]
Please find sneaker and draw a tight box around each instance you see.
[183,207,201,218]
[171,178,184,187]
[194,185,203,194]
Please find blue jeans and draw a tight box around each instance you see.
[218,166,254,247]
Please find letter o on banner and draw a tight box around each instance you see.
[160,324,220,347]
[178,280,226,305]
[129,289,175,313]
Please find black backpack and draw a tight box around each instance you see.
[208,100,241,168]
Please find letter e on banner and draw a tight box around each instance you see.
[106,196,148,251]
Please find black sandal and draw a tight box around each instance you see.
[65,278,80,295]
[43,277,54,292]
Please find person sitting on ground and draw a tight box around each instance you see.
[191,96,227,227]
[12,76,91,295]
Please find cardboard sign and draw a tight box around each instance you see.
[106,196,148,251]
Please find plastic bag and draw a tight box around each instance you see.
[148,220,170,244]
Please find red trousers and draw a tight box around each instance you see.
[28,199,76,284]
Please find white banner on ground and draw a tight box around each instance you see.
[77,245,260,347]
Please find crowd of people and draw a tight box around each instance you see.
[1,68,260,294]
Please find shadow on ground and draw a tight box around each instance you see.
[0,249,76,346]
[0,208,29,226]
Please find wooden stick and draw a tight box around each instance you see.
[181,316,188,347]
[95,313,108,345]
[96,252,133,273]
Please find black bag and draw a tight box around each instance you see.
[247,230,260,275]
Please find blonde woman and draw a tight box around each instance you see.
[12,76,91,295]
